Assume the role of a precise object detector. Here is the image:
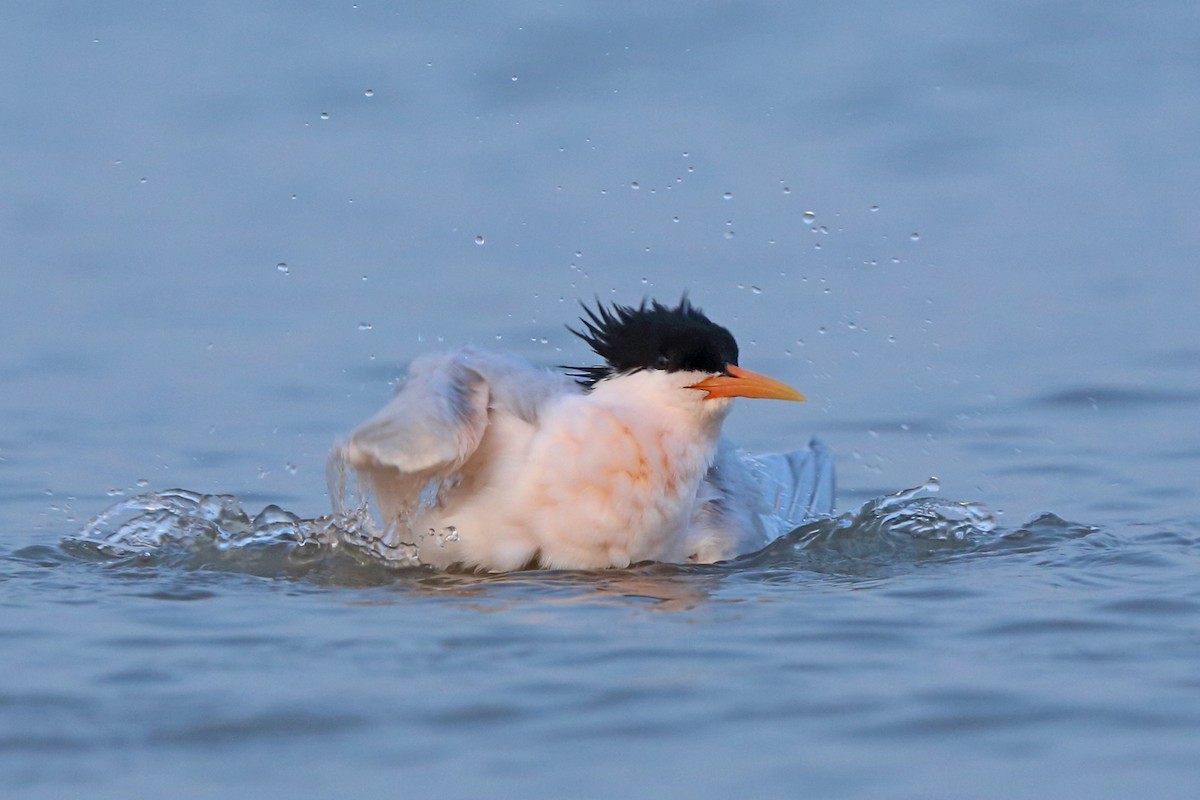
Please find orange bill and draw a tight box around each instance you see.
[687,364,806,402]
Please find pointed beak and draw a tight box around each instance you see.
[687,364,806,402]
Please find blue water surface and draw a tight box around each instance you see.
[3,2,1200,798]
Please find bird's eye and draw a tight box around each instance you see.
[655,353,672,369]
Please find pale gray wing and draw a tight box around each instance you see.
[327,347,577,523]
[343,351,489,475]
[455,346,580,424]
[746,436,836,533]
[692,436,837,557]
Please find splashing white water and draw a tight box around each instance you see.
[68,477,1004,579]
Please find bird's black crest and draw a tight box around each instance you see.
[564,295,739,388]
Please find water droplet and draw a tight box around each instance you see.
[630,181,640,190]
[139,177,148,184]
[682,151,689,158]
[136,478,150,488]
[723,191,733,200]
[803,211,816,225]
[723,230,735,239]
[285,463,298,475]
[870,205,880,212]
[511,74,518,81]
[357,322,373,331]
[276,262,289,274]
[319,112,330,120]
[923,476,941,492]
[910,232,920,241]
[782,186,791,194]
[364,88,374,97]
[751,286,762,294]
[474,235,485,245]
[105,488,125,497]
[672,216,680,223]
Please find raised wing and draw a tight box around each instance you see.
[687,436,836,560]
[343,351,491,475]
[327,347,578,527]
[745,436,836,538]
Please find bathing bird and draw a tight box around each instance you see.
[328,296,834,571]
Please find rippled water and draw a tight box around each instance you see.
[5,1,1200,798]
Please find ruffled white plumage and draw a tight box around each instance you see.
[328,347,833,571]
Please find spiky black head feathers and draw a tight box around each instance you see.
[565,296,739,388]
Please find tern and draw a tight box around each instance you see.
[328,296,834,571]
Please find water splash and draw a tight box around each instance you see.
[741,479,1098,576]
[67,488,421,571]
[63,481,1092,584]
[842,477,997,542]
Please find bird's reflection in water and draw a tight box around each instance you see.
[404,562,727,613]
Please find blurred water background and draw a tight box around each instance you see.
[3,2,1199,798]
